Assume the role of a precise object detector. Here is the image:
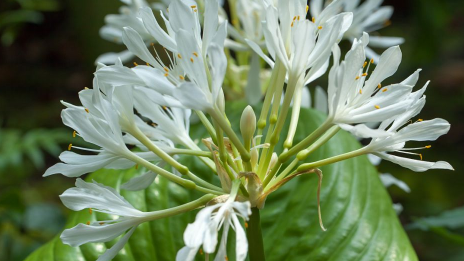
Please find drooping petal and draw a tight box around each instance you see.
[121,171,158,191]
[97,226,138,261]
[375,152,454,172]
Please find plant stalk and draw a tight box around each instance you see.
[247,208,266,261]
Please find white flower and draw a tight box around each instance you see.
[327,33,423,138]
[362,98,454,172]
[177,195,251,261]
[44,79,160,178]
[247,0,352,85]
[310,0,405,61]
[60,178,150,261]
[96,0,154,64]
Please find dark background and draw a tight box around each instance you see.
[0,0,463,260]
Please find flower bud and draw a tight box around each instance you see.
[216,90,226,114]
[240,105,256,150]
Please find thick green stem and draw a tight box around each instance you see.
[247,208,266,261]
[297,148,368,172]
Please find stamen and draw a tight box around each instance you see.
[193,52,198,57]
[245,222,249,228]
[135,164,139,170]
[190,58,194,63]
[85,108,89,113]
[99,222,105,225]
[164,73,169,77]
[199,249,204,255]
[318,26,323,30]
[146,62,150,66]
[68,144,72,150]
[86,221,91,225]
[378,84,382,89]
[363,61,367,68]
[312,17,315,23]
[355,76,360,80]
[133,62,138,66]
[179,75,185,80]
[72,131,76,138]
[375,105,380,109]
[89,208,92,214]
[306,5,309,13]
[370,58,374,64]
[84,87,89,90]
[425,145,432,149]
[177,54,182,59]
[362,73,368,77]
[359,89,363,94]
[150,43,155,47]
[382,88,388,92]
[164,67,169,72]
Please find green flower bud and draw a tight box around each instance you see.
[240,105,256,150]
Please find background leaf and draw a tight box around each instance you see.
[25,105,418,260]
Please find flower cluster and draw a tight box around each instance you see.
[45,0,453,260]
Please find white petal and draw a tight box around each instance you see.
[172,82,213,111]
[395,118,450,143]
[183,205,218,248]
[314,86,328,113]
[232,215,248,261]
[132,66,176,95]
[339,123,391,138]
[369,36,405,48]
[96,50,135,65]
[380,173,411,193]
[246,52,263,105]
[363,46,402,94]
[176,246,199,261]
[96,65,145,87]
[44,152,118,178]
[121,171,158,191]
[140,7,177,52]
[245,39,275,67]
[61,219,139,247]
[375,152,454,172]
[122,27,159,66]
[97,226,137,261]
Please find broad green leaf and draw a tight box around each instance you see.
[25,105,418,261]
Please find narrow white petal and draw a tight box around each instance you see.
[380,173,411,193]
[375,152,454,172]
[121,171,158,191]
[176,246,199,261]
[97,226,138,261]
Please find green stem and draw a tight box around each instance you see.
[144,194,216,220]
[195,110,218,144]
[279,120,333,163]
[247,208,266,261]
[297,148,367,172]
[169,148,212,158]
[208,108,250,162]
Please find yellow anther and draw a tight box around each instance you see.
[191,5,197,8]
[135,164,139,170]
[179,75,185,80]
[293,16,297,21]
[85,108,89,113]
[72,131,76,138]
[312,17,315,23]
[378,84,382,89]
[133,62,138,66]
[199,249,204,255]
[89,208,93,214]
[164,73,169,77]
[384,20,392,27]
[382,88,388,92]
[418,119,423,122]
[86,221,91,225]
[306,5,309,13]
[318,26,323,30]
[193,52,198,57]
[355,76,360,80]
[146,62,150,66]
[68,144,72,151]
[190,58,194,63]
[150,42,155,46]
[84,87,89,90]
[164,67,169,72]
[419,154,423,160]
[363,61,368,68]
[225,257,229,261]
[177,54,182,59]
[375,105,380,109]
[297,16,300,20]
[99,222,105,225]
[291,22,294,27]
[359,89,363,94]
[194,9,197,12]
[425,145,432,149]
[370,58,374,64]
[245,222,249,228]
[362,73,368,77]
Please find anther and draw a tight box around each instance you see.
[146,62,150,66]
[84,87,89,90]
[419,154,423,160]
[177,54,182,59]
[85,108,89,113]
[89,208,93,214]
[293,16,297,21]
[99,222,105,225]
[370,58,374,64]
[375,105,380,109]
[135,164,139,170]
[355,76,360,80]
[384,20,392,26]
[318,26,323,30]
[359,89,363,94]
[425,145,432,149]
[133,62,138,66]
[418,119,423,122]
[179,75,185,80]
[378,84,382,89]
[190,5,196,8]
[193,52,198,57]
[362,73,368,77]
[164,73,169,77]
[190,58,194,63]
[297,16,300,20]
[150,43,155,46]
[164,67,169,72]
[363,61,367,68]
[86,221,91,225]
[312,17,315,23]
[382,88,388,92]
[73,131,76,138]
[291,22,294,27]
[199,249,203,255]
[68,144,72,150]
[306,5,309,13]
[245,222,249,228]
